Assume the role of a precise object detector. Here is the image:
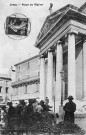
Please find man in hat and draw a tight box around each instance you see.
[63,96,76,124]
[7,102,15,118]
[7,102,15,128]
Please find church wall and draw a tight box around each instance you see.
[76,43,83,100]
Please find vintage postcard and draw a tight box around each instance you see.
[0,0,86,134]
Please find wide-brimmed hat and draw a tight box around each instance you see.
[40,100,44,105]
[19,100,25,105]
[67,96,74,100]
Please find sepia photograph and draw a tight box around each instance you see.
[0,0,86,134]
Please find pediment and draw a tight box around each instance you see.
[35,4,80,46]
[35,3,86,48]
[35,5,69,46]
[36,13,62,42]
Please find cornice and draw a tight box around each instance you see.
[35,9,69,48]
[35,9,86,50]
[11,77,40,88]
[39,20,86,55]
[35,4,82,47]
[39,20,71,55]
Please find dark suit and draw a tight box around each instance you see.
[63,101,76,123]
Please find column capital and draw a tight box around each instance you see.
[47,48,54,53]
[68,29,78,35]
[56,40,62,46]
[40,54,45,59]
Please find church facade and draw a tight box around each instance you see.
[35,3,86,111]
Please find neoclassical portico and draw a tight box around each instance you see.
[35,3,86,111]
[39,31,77,102]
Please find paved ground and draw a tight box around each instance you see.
[75,118,86,134]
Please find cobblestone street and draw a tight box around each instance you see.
[75,118,86,134]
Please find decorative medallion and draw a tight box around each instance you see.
[4,13,31,40]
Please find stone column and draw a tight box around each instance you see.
[40,55,45,100]
[46,49,53,105]
[56,41,63,103]
[68,31,76,98]
[83,40,86,98]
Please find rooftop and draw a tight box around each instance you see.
[14,54,39,66]
[0,74,11,81]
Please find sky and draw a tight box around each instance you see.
[0,0,86,74]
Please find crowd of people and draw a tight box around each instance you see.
[1,97,59,129]
[0,95,76,130]
[1,96,83,135]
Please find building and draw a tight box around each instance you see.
[11,55,40,103]
[0,74,12,104]
[35,3,86,111]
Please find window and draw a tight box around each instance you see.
[25,85,27,93]
[27,62,30,70]
[0,87,2,93]
[38,71,40,76]
[6,87,8,93]
[18,66,20,70]
[17,66,20,72]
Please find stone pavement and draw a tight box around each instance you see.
[56,116,86,134]
[75,118,86,134]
